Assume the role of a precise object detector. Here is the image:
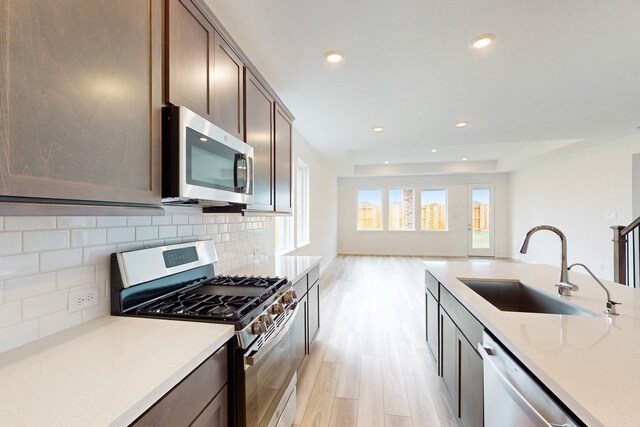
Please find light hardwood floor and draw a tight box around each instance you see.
[293,255,474,427]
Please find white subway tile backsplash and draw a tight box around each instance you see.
[172,215,189,225]
[127,216,151,226]
[158,226,177,238]
[136,226,158,241]
[23,290,68,320]
[151,215,172,226]
[23,230,70,252]
[107,227,136,243]
[177,225,193,237]
[0,319,38,353]
[40,249,83,272]
[4,216,56,231]
[82,245,117,265]
[96,216,127,228]
[57,216,96,229]
[0,301,21,328]
[0,210,272,353]
[0,253,39,280]
[71,229,107,247]
[57,266,96,289]
[4,273,56,302]
[0,232,22,256]
[39,310,82,337]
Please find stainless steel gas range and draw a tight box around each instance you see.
[110,240,303,427]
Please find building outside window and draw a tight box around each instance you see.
[421,189,448,231]
[357,189,383,230]
[296,160,310,246]
[389,188,414,230]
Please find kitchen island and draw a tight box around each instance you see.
[425,260,640,427]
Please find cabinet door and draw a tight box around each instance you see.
[190,385,227,427]
[274,104,293,213]
[166,0,215,120]
[308,282,320,345]
[0,0,161,205]
[440,309,458,412]
[426,290,439,366]
[295,293,308,360]
[244,70,275,211]
[213,31,244,139]
[459,336,484,427]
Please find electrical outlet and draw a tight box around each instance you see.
[68,287,99,313]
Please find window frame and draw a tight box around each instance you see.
[356,188,384,231]
[420,188,449,232]
[295,159,310,247]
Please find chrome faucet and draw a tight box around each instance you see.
[568,263,621,315]
[519,225,579,296]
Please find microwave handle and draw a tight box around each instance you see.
[234,154,247,192]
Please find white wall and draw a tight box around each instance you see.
[289,129,338,267]
[338,173,510,257]
[509,133,640,280]
[0,208,273,353]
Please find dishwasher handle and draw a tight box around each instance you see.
[479,344,569,427]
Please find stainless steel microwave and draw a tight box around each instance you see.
[162,106,254,206]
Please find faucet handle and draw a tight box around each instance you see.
[606,300,621,316]
[555,281,578,296]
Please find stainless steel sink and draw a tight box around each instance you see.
[459,279,596,316]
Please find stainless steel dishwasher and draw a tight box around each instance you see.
[478,332,580,427]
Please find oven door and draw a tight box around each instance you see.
[244,305,302,427]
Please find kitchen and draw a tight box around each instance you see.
[0,0,639,426]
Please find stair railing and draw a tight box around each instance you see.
[612,216,640,287]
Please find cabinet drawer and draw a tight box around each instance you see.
[308,265,320,289]
[133,345,228,426]
[190,385,228,427]
[440,286,483,351]
[293,276,307,297]
[425,270,439,300]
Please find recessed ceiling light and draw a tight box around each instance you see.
[324,50,345,63]
[470,33,495,49]
[461,157,468,161]
[199,137,207,142]
[431,149,438,153]
[373,127,384,132]
[384,161,390,164]
[456,121,469,128]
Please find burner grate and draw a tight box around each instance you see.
[135,292,260,320]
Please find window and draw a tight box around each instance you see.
[421,189,448,231]
[389,188,415,230]
[274,216,294,254]
[296,160,310,246]
[357,189,383,230]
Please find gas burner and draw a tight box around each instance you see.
[135,292,260,321]
[206,275,280,288]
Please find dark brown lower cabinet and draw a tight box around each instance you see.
[432,279,484,427]
[459,336,484,427]
[133,344,228,426]
[308,280,320,343]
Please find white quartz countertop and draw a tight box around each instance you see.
[424,260,640,427]
[0,316,234,427]
[225,255,322,284]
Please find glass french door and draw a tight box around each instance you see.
[467,184,495,257]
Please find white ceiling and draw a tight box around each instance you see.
[205,0,640,176]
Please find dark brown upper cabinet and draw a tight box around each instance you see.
[244,70,275,212]
[274,104,293,213]
[166,0,215,120]
[213,32,244,140]
[166,0,243,140]
[0,0,162,206]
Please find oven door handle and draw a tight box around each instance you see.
[245,304,299,367]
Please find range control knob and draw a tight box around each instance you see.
[282,292,295,304]
[270,303,284,315]
[251,321,267,335]
[260,314,274,326]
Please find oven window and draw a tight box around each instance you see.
[186,127,237,192]
[244,312,302,427]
